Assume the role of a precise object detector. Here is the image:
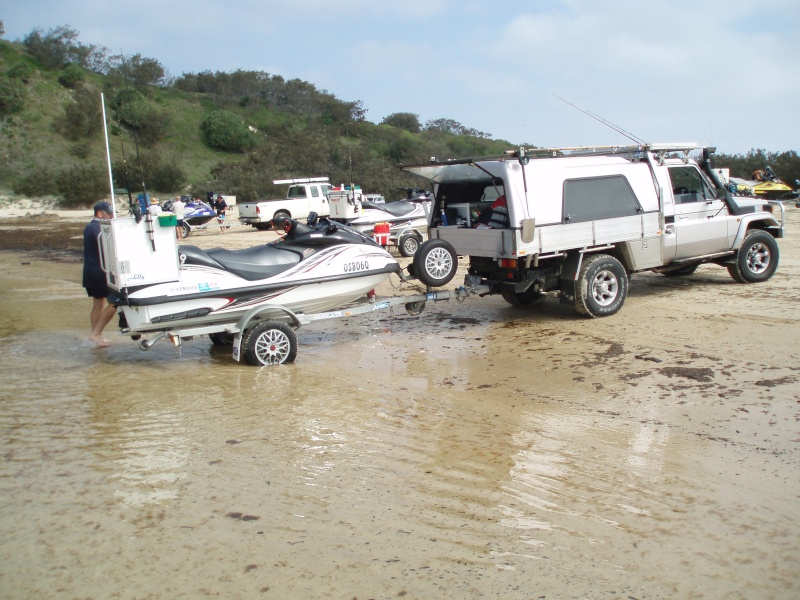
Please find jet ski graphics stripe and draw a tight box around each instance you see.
[120,262,400,307]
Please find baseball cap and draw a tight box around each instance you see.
[93,201,113,214]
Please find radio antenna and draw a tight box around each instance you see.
[553,94,646,145]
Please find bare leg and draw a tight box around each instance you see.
[88,299,116,347]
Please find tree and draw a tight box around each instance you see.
[424,117,491,139]
[107,53,165,89]
[112,88,170,146]
[381,112,421,133]
[24,25,82,69]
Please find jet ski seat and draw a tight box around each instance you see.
[366,201,418,217]
[179,245,302,281]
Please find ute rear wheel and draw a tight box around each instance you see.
[242,321,297,366]
[727,229,779,283]
[574,254,628,318]
[412,239,458,287]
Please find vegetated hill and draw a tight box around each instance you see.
[0,34,515,206]
[2,28,798,208]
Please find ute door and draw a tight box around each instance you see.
[667,165,729,259]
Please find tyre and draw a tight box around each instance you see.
[727,229,779,283]
[179,222,191,239]
[209,332,235,346]
[501,287,547,307]
[273,210,290,220]
[412,239,458,287]
[405,301,426,316]
[255,223,271,231]
[574,254,628,318]
[398,234,421,257]
[662,263,699,277]
[242,321,297,366]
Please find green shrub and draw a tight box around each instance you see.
[0,76,27,115]
[58,85,102,140]
[56,163,109,207]
[6,62,35,83]
[201,110,256,152]
[14,168,59,197]
[58,63,85,88]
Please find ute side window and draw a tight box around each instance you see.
[288,186,307,198]
[310,186,320,198]
[562,176,643,223]
[668,166,713,204]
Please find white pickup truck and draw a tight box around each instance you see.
[238,177,331,230]
[403,143,785,317]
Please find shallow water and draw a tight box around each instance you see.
[1,252,799,599]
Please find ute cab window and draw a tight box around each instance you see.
[563,175,643,223]
[288,186,307,199]
[668,166,716,204]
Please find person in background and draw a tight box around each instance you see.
[213,194,228,233]
[172,195,186,240]
[83,201,117,348]
[147,197,162,216]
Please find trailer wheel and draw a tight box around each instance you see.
[727,229,779,283]
[398,234,421,257]
[574,254,628,318]
[405,301,426,316]
[413,239,458,287]
[242,321,297,366]
[209,332,235,346]
[179,222,191,239]
[501,288,547,306]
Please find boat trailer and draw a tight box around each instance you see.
[126,278,491,366]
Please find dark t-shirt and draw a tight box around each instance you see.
[83,218,107,293]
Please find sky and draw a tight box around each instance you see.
[3,0,799,155]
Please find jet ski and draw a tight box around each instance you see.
[101,213,401,347]
[162,197,218,238]
[329,187,432,256]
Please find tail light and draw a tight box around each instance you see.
[499,259,517,269]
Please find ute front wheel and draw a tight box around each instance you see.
[574,254,628,318]
[727,229,779,283]
[242,321,297,366]
[412,239,458,287]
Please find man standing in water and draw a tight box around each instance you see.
[83,201,117,348]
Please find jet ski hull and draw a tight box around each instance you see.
[119,244,399,333]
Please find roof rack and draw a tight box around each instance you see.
[273,177,330,185]
[401,143,708,170]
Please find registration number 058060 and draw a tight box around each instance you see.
[343,260,368,273]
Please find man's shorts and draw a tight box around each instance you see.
[86,286,109,299]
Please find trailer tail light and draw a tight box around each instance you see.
[499,259,517,269]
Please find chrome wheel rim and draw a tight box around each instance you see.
[746,242,770,274]
[591,269,618,306]
[424,247,453,280]
[255,329,291,365]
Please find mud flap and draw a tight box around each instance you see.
[558,252,582,305]
[232,333,243,362]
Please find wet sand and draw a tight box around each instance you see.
[0,206,799,598]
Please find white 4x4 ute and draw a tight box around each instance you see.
[402,143,785,317]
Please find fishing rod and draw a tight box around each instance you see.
[552,94,646,145]
[115,112,138,221]
[120,54,155,248]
